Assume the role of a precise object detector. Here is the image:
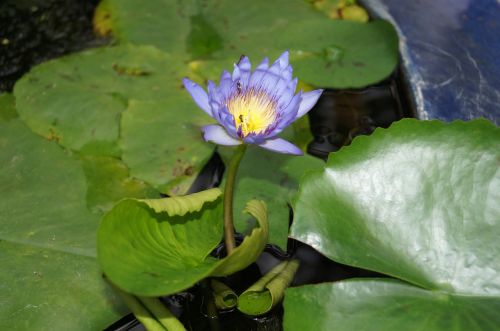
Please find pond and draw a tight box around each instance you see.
[0,1,498,331]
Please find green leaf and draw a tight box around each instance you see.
[0,93,17,121]
[81,155,160,213]
[103,0,398,88]
[119,98,215,195]
[202,0,323,44]
[284,279,500,331]
[0,119,125,329]
[186,14,224,59]
[220,146,323,249]
[102,0,194,55]
[0,241,127,330]
[139,187,222,215]
[291,119,500,293]
[287,119,500,330]
[14,44,185,156]
[214,19,399,88]
[98,191,269,296]
[0,120,98,255]
[238,259,299,315]
[211,279,238,309]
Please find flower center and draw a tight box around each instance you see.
[226,89,277,138]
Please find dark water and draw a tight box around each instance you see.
[0,0,105,92]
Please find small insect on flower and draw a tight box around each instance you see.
[183,51,323,155]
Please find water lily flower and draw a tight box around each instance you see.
[183,51,323,155]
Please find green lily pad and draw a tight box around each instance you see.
[14,44,185,156]
[209,19,399,88]
[97,189,269,296]
[120,98,215,195]
[0,93,17,121]
[284,279,500,331]
[238,259,300,315]
[99,0,194,55]
[101,0,398,88]
[81,155,160,213]
[0,119,99,256]
[201,0,322,44]
[101,0,321,56]
[0,241,127,330]
[287,119,500,330]
[0,119,125,329]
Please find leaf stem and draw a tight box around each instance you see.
[140,296,187,331]
[223,144,247,255]
[201,280,221,331]
[110,283,167,331]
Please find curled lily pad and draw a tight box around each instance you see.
[97,189,269,296]
[238,259,300,315]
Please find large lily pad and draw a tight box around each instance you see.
[14,44,185,156]
[98,0,194,55]
[0,119,99,256]
[0,119,125,329]
[197,19,399,88]
[284,279,500,331]
[101,0,398,88]
[98,189,269,296]
[0,241,127,330]
[0,93,17,121]
[286,119,500,330]
[120,98,214,195]
[81,155,160,213]
[201,0,322,45]
[100,0,321,56]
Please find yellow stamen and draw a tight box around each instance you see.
[226,89,277,137]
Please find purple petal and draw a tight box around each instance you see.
[237,56,251,78]
[258,138,303,155]
[268,60,281,76]
[274,91,302,132]
[218,70,233,99]
[276,51,289,70]
[207,80,216,92]
[277,77,298,108]
[232,64,241,81]
[256,57,269,70]
[209,100,222,121]
[183,78,211,116]
[296,89,324,118]
[202,125,242,146]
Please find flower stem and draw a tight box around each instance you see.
[223,144,247,255]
